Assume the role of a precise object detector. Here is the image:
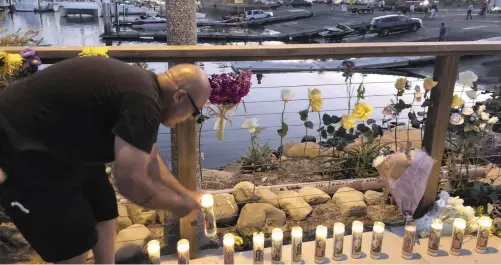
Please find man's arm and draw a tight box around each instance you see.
[114,136,201,217]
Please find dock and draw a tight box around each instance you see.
[101,28,324,42]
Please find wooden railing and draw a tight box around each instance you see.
[3,42,501,257]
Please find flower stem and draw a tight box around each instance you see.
[280,101,286,149]
[318,111,322,155]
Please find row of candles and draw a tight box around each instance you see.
[146,194,494,264]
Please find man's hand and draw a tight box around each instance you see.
[171,190,203,218]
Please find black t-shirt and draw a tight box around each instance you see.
[0,56,161,166]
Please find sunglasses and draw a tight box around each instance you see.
[187,93,202,117]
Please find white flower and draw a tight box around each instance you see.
[462,107,474,116]
[459,206,476,220]
[200,152,205,160]
[488,117,499,124]
[449,113,464,125]
[373,155,387,168]
[241,118,259,133]
[280,89,295,101]
[458,70,478,87]
[447,196,464,207]
[479,123,486,131]
[478,105,486,113]
[466,90,479,100]
[105,166,112,175]
[480,112,490,121]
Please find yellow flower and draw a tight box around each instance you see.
[423,77,438,91]
[451,94,464,108]
[78,47,109,57]
[352,102,373,121]
[341,115,356,130]
[395,78,406,90]
[308,88,323,112]
[234,235,244,247]
[0,51,23,75]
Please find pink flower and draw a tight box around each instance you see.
[208,70,252,105]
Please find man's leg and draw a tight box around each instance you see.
[57,252,89,264]
[93,219,117,264]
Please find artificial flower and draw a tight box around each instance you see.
[280,88,294,101]
[341,115,356,129]
[447,196,464,207]
[373,155,387,168]
[20,48,36,59]
[480,112,490,121]
[209,71,252,105]
[383,105,394,116]
[488,117,499,124]
[395,78,406,90]
[449,113,464,125]
[78,47,109,57]
[414,85,421,93]
[351,102,373,121]
[462,107,474,116]
[451,94,464,108]
[0,51,23,75]
[479,123,486,131]
[458,70,478,88]
[478,105,486,113]
[234,235,244,247]
[466,90,479,100]
[460,206,476,220]
[423,77,438,91]
[308,88,323,112]
[241,118,259,133]
[415,91,423,102]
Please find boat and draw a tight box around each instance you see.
[14,0,55,11]
[59,0,101,17]
[131,13,209,29]
[112,3,156,15]
[0,0,15,12]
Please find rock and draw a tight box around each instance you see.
[301,136,317,143]
[236,203,286,237]
[364,190,383,206]
[140,210,158,225]
[115,224,151,263]
[281,141,298,157]
[332,187,367,217]
[258,188,280,208]
[348,128,422,152]
[261,176,268,182]
[287,142,335,159]
[203,169,233,179]
[276,191,312,220]
[297,187,330,205]
[213,193,239,225]
[125,204,157,225]
[232,181,260,204]
[117,204,133,232]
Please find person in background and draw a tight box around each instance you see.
[431,3,437,17]
[360,22,368,39]
[439,22,446,41]
[466,3,473,19]
[0,56,211,264]
[410,3,415,15]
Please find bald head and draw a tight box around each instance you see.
[156,64,211,127]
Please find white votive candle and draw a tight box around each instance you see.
[314,225,328,263]
[370,221,385,260]
[450,218,466,256]
[223,233,235,264]
[351,221,364,259]
[271,228,283,264]
[177,239,190,264]
[253,232,265,264]
[332,222,345,261]
[476,216,492,254]
[402,220,416,260]
[201,194,217,237]
[427,219,443,257]
[291,226,303,264]
[147,240,160,264]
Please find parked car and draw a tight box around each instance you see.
[313,0,328,3]
[370,14,422,36]
[290,0,313,7]
[244,9,274,20]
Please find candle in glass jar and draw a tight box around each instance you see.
[147,240,160,264]
[475,216,492,254]
[332,222,345,261]
[427,219,443,257]
[201,194,217,237]
[450,218,466,256]
[314,225,328,263]
[370,221,385,260]
[253,232,265,264]
[401,219,416,260]
[351,221,363,259]
[177,239,190,264]
[223,233,235,264]
[271,228,283,264]
[291,226,303,264]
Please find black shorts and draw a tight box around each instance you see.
[0,152,118,263]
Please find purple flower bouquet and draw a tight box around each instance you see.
[207,70,252,141]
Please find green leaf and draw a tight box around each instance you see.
[331,115,341,124]
[366,119,376,125]
[316,126,325,132]
[304,121,314,129]
[321,130,328,139]
[356,123,366,132]
[322,113,332,125]
[277,121,289,138]
[327,125,335,134]
[254,127,264,134]
[299,109,309,121]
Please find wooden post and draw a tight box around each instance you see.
[164,0,201,259]
[102,0,112,35]
[415,55,460,218]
